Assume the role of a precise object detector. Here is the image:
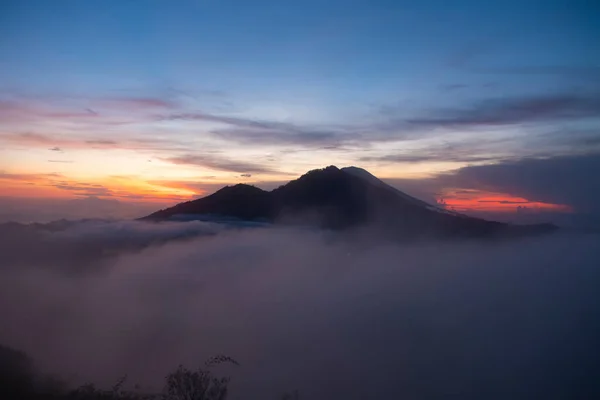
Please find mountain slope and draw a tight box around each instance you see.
[342,166,455,214]
[142,166,557,238]
[145,184,275,221]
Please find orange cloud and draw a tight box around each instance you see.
[438,189,572,213]
[0,172,194,203]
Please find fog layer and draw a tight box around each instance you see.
[1,222,599,399]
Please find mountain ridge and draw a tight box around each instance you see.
[142,166,557,238]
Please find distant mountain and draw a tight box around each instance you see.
[142,166,557,238]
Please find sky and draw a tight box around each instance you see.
[1,0,599,221]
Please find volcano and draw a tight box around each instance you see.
[142,166,556,238]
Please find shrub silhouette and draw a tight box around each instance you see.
[0,344,246,400]
[162,355,239,400]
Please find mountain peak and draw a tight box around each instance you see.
[141,166,557,238]
[341,166,370,173]
[341,166,381,184]
[215,183,265,195]
[301,165,340,176]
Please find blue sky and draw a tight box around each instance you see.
[0,0,599,219]
[3,0,598,112]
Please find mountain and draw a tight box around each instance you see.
[142,166,557,238]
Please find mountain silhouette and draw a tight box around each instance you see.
[142,166,557,238]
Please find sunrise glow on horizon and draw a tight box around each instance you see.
[1,0,598,221]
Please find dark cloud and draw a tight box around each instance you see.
[447,37,600,81]
[213,127,352,147]
[49,147,62,152]
[578,136,600,146]
[240,174,252,178]
[367,93,600,145]
[165,154,287,175]
[438,153,600,214]
[360,138,516,165]
[101,97,176,109]
[361,153,496,164]
[440,84,469,92]
[161,112,360,148]
[477,65,600,80]
[164,112,278,129]
[155,93,600,151]
[541,128,600,151]
[406,94,600,129]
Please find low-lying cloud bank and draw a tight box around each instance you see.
[0,220,599,399]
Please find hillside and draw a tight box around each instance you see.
[142,166,557,238]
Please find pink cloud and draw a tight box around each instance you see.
[0,95,176,126]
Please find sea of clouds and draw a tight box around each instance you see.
[0,220,599,399]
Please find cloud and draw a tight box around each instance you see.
[52,182,114,197]
[0,172,191,204]
[0,132,187,154]
[46,219,223,245]
[361,153,496,164]
[212,127,354,147]
[0,172,62,183]
[360,126,599,167]
[366,93,600,146]
[406,94,600,129]
[440,84,469,92]
[2,91,597,174]
[146,179,224,196]
[476,65,600,80]
[165,154,288,175]
[0,223,598,398]
[477,200,530,204]
[0,96,179,141]
[446,39,600,81]
[2,132,64,147]
[162,112,359,148]
[170,94,600,150]
[100,97,176,110]
[0,100,98,122]
[163,112,284,129]
[85,139,118,146]
[437,153,600,214]
[360,138,518,165]
[1,132,112,149]
[0,197,169,223]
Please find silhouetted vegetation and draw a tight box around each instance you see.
[0,344,257,400]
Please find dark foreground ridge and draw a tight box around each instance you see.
[141,166,557,238]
